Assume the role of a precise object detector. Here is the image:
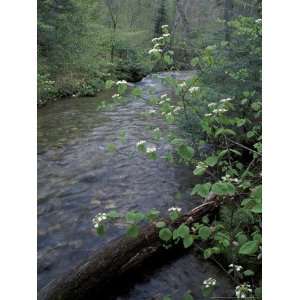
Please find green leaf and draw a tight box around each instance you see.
[205,156,218,167]
[244,269,255,276]
[126,211,145,223]
[127,225,139,238]
[191,57,199,67]
[211,182,236,196]
[96,224,105,235]
[236,118,246,127]
[183,235,194,248]
[162,296,172,300]
[215,128,236,137]
[198,226,211,240]
[193,164,208,176]
[182,292,194,300]
[202,215,210,224]
[191,183,211,198]
[105,80,114,89]
[169,210,180,221]
[107,210,120,219]
[177,144,194,161]
[159,228,173,242]
[203,248,212,259]
[147,209,160,221]
[132,87,142,97]
[176,224,190,238]
[239,240,259,255]
[156,221,166,228]
[164,54,173,65]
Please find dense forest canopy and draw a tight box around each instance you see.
[37,0,260,105]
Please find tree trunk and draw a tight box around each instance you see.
[39,195,219,300]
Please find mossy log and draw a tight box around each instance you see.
[39,195,219,300]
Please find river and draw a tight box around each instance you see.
[38,71,233,299]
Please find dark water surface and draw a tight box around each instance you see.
[38,72,233,299]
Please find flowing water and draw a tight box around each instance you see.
[38,72,233,299]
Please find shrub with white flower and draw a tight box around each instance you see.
[208,102,217,107]
[112,93,120,99]
[146,145,157,160]
[202,278,217,297]
[136,140,146,152]
[203,277,216,288]
[179,82,187,89]
[235,283,253,299]
[220,97,232,103]
[161,94,168,99]
[116,80,127,85]
[92,213,107,229]
[168,206,182,221]
[188,86,200,94]
[229,264,243,272]
[212,108,228,114]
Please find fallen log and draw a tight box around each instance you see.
[39,194,219,300]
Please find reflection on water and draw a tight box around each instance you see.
[38,72,233,298]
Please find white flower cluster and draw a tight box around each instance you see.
[204,113,212,117]
[116,80,127,85]
[168,207,182,212]
[136,140,146,147]
[153,128,160,133]
[203,277,217,288]
[235,284,253,299]
[92,213,107,228]
[220,97,232,103]
[148,48,162,54]
[212,108,228,114]
[173,106,182,113]
[229,264,243,272]
[179,82,187,88]
[189,86,200,93]
[152,37,164,43]
[161,94,168,99]
[161,24,169,29]
[222,174,240,183]
[208,102,217,107]
[255,18,262,24]
[112,93,120,99]
[163,33,170,37]
[146,146,157,153]
[148,109,156,114]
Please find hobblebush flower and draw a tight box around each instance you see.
[168,207,182,213]
[161,24,168,29]
[235,284,253,299]
[161,94,168,99]
[92,213,107,228]
[208,102,217,107]
[116,80,127,85]
[204,113,212,117]
[146,146,157,153]
[188,86,200,93]
[179,82,187,88]
[229,264,243,272]
[220,97,232,103]
[153,128,160,133]
[212,108,228,114]
[163,33,170,37]
[136,140,146,147]
[255,18,262,23]
[112,93,120,99]
[203,277,217,288]
[148,109,156,114]
[148,48,162,54]
[173,106,182,113]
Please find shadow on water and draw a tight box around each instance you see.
[37,71,233,299]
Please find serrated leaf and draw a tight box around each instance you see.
[156,221,166,228]
[183,235,194,248]
[244,269,255,276]
[159,228,173,242]
[193,164,208,176]
[205,155,218,167]
[239,240,259,255]
[211,182,236,196]
[191,183,211,198]
[127,225,139,238]
[198,226,211,240]
[177,144,194,161]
